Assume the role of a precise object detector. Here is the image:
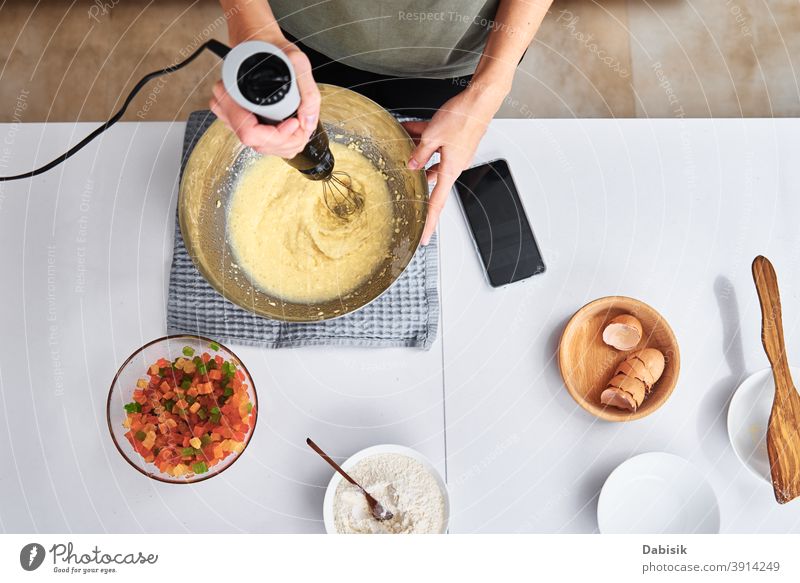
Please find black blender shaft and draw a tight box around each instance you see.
[286,121,334,181]
[254,115,334,181]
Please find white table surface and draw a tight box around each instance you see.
[1,118,799,534]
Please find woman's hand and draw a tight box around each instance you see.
[402,84,505,245]
[209,36,320,159]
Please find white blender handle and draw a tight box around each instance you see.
[221,41,301,124]
[221,40,333,180]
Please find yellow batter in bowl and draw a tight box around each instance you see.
[179,84,428,322]
[227,141,394,304]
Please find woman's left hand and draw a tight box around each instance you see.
[402,85,505,245]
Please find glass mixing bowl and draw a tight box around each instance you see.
[178,84,428,322]
[106,335,258,484]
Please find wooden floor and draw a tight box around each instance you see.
[0,0,798,122]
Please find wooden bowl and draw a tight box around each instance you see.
[558,296,680,422]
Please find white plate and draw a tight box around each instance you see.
[727,367,799,483]
[597,452,720,533]
[322,444,450,534]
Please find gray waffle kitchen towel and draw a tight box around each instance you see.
[167,110,439,349]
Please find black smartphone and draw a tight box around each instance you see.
[453,159,545,287]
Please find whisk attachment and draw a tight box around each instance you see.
[322,171,364,219]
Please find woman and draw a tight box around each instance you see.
[210,0,551,244]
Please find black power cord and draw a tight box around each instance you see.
[0,39,230,182]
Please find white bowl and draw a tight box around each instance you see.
[597,452,720,534]
[727,367,798,483]
[322,444,450,534]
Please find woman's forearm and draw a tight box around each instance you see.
[219,0,284,45]
[470,0,552,103]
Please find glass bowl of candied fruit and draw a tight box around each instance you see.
[107,335,258,483]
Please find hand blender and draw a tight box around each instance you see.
[0,37,362,220]
[220,41,363,217]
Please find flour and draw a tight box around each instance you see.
[333,453,446,534]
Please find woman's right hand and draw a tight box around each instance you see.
[209,36,321,159]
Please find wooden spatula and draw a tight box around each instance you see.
[752,255,800,504]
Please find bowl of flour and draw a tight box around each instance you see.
[323,445,449,534]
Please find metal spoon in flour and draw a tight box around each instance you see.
[306,438,394,521]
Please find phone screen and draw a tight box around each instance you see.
[454,159,545,287]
